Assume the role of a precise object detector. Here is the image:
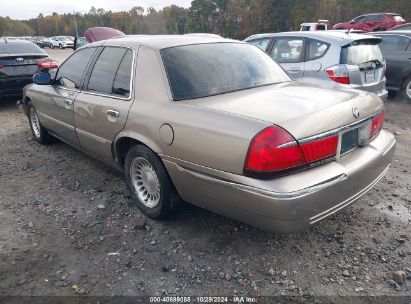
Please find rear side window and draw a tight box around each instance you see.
[0,42,45,55]
[87,47,127,95]
[378,35,411,52]
[363,15,381,22]
[392,15,405,22]
[316,24,326,30]
[271,37,304,63]
[306,39,329,60]
[341,40,383,69]
[301,25,311,31]
[113,50,133,97]
[56,47,96,89]
[248,38,271,51]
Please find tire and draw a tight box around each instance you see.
[125,145,180,218]
[50,44,54,49]
[59,44,63,49]
[28,104,53,144]
[400,75,411,101]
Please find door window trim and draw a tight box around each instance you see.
[81,45,137,101]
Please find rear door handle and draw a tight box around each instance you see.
[106,110,119,118]
[288,68,301,73]
[64,99,73,106]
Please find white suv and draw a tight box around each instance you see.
[49,36,74,49]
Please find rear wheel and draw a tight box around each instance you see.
[401,75,411,101]
[125,145,180,218]
[28,105,53,144]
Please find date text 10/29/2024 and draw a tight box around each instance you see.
[149,296,258,303]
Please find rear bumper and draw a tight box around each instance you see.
[163,129,396,232]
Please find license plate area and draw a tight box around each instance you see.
[340,128,359,155]
[338,121,372,157]
[364,70,376,83]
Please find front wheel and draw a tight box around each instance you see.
[59,44,63,49]
[401,75,411,101]
[50,44,54,49]
[125,145,180,218]
[28,105,53,144]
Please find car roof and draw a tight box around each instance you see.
[0,39,35,45]
[85,35,240,50]
[370,31,411,37]
[245,31,380,45]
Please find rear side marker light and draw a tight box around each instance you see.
[325,64,350,85]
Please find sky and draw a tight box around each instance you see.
[2,0,192,20]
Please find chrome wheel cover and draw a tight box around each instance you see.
[130,157,161,208]
[30,108,41,138]
[406,79,411,99]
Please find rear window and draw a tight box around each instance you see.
[341,40,383,69]
[162,43,290,100]
[392,15,405,22]
[0,42,45,55]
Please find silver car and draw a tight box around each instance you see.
[245,31,388,100]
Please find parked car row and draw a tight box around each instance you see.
[17,30,396,233]
[1,35,87,49]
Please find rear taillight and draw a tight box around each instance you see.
[37,59,58,69]
[370,111,384,139]
[325,64,350,85]
[244,126,338,178]
[0,64,3,69]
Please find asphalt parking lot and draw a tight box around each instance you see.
[0,48,410,299]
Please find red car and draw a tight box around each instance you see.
[333,13,405,32]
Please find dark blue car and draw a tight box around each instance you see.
[0,39,58,100]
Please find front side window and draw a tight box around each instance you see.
[271,37,304,63]
[55,47,96,89]
[248,38,271,51]
[162,43,290,101]
[377,35,411,52]
[87,47,128,95]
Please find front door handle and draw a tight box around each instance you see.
[106,110,119,118]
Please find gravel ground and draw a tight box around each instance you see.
[0,48,410,302]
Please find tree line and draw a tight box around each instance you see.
[1,0,411,39]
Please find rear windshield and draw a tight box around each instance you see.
[162,43,290,100]
[341,40,383,69]
[0,42,45,55]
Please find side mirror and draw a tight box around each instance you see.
[33,72,51,85]
[350,20,355,24]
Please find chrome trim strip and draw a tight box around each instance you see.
[309,164,390,224]
[76,128,109,144]
[176,164,347,200]
[299,110,383,144]
[38,112,74,131]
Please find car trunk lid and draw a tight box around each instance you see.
[340,38,385,94]
[0,54,47,77]
[182,81,383,140]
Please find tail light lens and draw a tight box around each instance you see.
[325,64,350,85]
[37,59,58,69]
[244,126,338,178]
[0,64,3,69]
[370,111,384,139]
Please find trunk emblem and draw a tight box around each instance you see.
[352,107,360,118]
[16,57,24,62]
